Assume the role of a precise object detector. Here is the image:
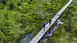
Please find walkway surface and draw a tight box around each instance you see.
[30,0,73,43]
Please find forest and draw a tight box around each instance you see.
[0,0,77,43]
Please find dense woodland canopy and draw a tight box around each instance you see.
[0,0,77,43]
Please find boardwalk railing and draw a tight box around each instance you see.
[30,0,73,43]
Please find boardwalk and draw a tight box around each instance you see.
[29,0,73,43]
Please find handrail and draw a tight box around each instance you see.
[29,0,73,43]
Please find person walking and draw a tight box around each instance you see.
[43,22,46,31]
[49,18,51,26]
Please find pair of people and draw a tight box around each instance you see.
[42,19,52,30]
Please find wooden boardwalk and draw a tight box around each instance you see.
[29,0,73,43]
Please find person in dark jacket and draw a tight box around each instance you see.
[43,22,46,30]
[49,18,51,26]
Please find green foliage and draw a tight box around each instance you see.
[1,0,7,5]
[0,0,77,43]
[9,3,14,10]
